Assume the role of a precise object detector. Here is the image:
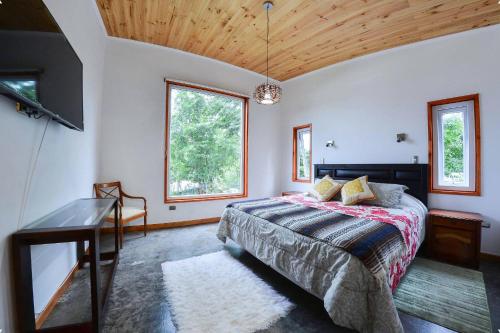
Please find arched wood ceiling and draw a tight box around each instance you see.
[96,0,500,81]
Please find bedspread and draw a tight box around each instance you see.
[217,194,426,333]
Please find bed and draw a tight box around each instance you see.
[217,164,428,333]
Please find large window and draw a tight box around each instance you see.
[428,94,480,195]
[292,124,312,182]
[165,81,248,203]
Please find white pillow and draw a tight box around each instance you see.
[365,182,409,208]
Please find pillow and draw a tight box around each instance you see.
[331,179,347,201]
[309,175,343,201]
[341,176,376,205]
[365,182,409,208]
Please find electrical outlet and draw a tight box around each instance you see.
[169,205,176,211]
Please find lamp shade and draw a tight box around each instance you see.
[253,82,281,105]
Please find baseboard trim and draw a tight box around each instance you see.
[35,260,80,329]
[101,217,220,234]
[480,252,500,262]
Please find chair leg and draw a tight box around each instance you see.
[144,215,147,237]
[119,221,124,249]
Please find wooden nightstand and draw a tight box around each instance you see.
[427,209,482,269]
[281,191,302,196]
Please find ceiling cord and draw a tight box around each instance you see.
[266,4,269,84]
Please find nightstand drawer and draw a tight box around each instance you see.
[431,215,476,231]
[431,226,476,266]
[427,209,482,269]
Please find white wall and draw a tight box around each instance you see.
[99,38,281,225]
[2,5,498,330]
[0,1,105,330]
[279,25,500,255]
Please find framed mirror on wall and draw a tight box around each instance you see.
[428,94,481,196]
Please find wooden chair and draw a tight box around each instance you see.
[94,181,147,248]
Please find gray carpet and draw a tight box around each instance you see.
[394,257,492,333]
[41,224,499,333]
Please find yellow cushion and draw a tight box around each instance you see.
[309,175,343,201]
[108,206,145,220]
[341,176,376,205]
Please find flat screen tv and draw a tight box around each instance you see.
[0,0,84,131]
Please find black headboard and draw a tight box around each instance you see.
[314,164,428,206]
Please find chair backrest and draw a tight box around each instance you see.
[94,181,123,206]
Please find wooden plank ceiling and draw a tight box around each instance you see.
[96,0,500,81]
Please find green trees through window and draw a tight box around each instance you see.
[166,83,247,200]
[293,124,312,182]
[442,112,465,184]
[297,129,311,179]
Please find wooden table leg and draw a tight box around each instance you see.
[89,230,102,332]
[76,241,85,268]
[12,238,36,332]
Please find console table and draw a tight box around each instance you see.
[12,198,119,333]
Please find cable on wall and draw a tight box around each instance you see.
[17,116,51,230]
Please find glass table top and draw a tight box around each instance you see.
[20,198,115,231]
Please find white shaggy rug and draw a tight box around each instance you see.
[161,251,294,333]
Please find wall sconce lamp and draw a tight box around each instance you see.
[396,133,407,143]
[325,140,335,148]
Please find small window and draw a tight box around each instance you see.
[293,124,312,182]
[165,81,248,203]
[428,94,480,195]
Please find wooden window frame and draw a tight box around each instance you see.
[427,93,481,196]
[164,80,248,203]
[292,124,312,183]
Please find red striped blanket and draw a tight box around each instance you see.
[277,194,422,290]
[228,194,422,290]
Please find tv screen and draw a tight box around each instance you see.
[0,0,84,131]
